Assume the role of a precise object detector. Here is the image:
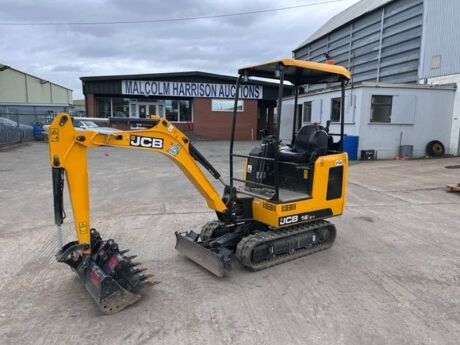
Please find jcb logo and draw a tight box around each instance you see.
[279,215,298,225]
[130,135,163,149]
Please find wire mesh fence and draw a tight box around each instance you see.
[0,113,54,145]
[0,106,73,146]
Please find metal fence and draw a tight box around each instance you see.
[0,113,55,145]
[0,105,73,146]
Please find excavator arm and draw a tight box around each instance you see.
[49,112,228,246]
[48,112,228,313]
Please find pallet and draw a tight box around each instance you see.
[446,183,460,192]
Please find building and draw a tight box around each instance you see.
[419,0,460,156]
[282,82,455,159]
[73,99,86,116]
[0,63,73,145]
[81,72,284,140]
[291,0,460,156]
[0,64,73,117]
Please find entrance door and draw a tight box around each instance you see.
[129,102,161,118]
[138,104,147,118]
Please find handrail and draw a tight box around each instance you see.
[231,177,276,190]
[232,153,275,162]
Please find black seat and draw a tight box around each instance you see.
[279,125,329,163]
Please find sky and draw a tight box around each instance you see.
[0,0,359,99]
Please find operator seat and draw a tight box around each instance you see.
[279,125,329,163]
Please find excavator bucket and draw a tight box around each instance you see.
[57,229,158,314]
[175,231,233,277]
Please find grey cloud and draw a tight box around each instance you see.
[50,65,84,72]
[0,0,359,98]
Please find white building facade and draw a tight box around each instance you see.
[281,83,455,159]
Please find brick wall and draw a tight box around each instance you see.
[192,98,258,140]
[85,93,95,117]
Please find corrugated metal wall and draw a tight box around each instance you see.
[294,0,424,84]
[420,0,460,79]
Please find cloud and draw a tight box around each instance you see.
[0,0,359,98]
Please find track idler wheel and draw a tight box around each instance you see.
[57,229,158,314]
[200,220,226,241]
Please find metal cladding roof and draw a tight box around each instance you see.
[0,63,72,91]
[294,0,395,51]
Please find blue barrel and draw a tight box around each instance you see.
[342,135,359,160]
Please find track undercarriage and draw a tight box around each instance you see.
[175,219,336,276]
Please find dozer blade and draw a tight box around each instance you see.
[175,231,232,277]
[58,229,158,314]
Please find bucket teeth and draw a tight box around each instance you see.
[140,274,154,281]
[142,280,160,287]
[65,230,159,314]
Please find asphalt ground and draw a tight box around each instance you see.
[0,141,459,345]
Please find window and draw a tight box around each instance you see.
[303,101,312,123]
[330,98,341,122]
[296,104,303,130]
[164,100,179,121]
[179,100,192,122]
[371,95,392,123]
[211,99,244,112]
[164,100,192,122]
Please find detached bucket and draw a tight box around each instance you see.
[399,145,413,159]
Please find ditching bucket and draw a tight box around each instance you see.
[57,229,158,314]
[175,231,233,277]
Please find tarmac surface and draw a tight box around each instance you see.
[0,141,459,345]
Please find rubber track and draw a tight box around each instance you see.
[200,220,225,241]
[235,220,336,271]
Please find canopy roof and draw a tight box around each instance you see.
[239,58,351,85]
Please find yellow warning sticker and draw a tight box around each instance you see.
[79,222,88,235]
[50,128,59,142]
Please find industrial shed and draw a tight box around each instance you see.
[0,64,73,144]
[291,0,460,156]
[0,64,73,116]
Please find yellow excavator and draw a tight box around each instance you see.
[48,59,351,314]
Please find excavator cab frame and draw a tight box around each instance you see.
[229,58,351,202]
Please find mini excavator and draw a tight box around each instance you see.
[48,59,351,314]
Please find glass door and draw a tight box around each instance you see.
[148,104,158,117]
[138,104,147,118]
[129,101,163,118]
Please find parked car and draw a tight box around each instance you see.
[74,119,119,134]
[42,118,119,142]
